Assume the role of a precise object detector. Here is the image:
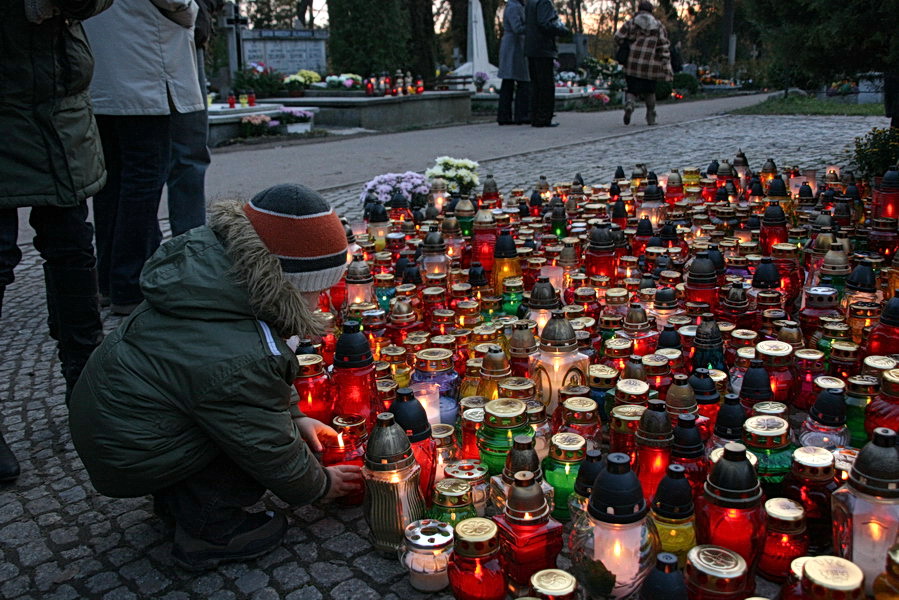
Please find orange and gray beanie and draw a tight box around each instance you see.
[243,183,348,292]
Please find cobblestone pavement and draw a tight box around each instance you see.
[0,113,884,599]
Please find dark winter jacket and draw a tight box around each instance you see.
[498,0,528,81]
[69,201,335,504]
[0,0,110,208]
[614,11,673,82]
[524,0,569,59]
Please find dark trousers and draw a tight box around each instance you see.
[528,56,555,126]
[153,453,265,544]
[167,49,210,237]
[0,205,102,386]
[498,79,531,124]
[167,108,209,236]
[94,115,172,305]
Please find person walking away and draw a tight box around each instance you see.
[84,0,205,316]
[166,0,223,236]
[614,1,673,126]
[69,184,362,570]
[497,0,530,125]
[0,0,111,481]
[524,0,568,128]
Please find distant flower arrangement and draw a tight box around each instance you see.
[474,71,490,89]
[326,73,363,89]
[360,172,431,205]
[283,69,321,90]
[279,107,313,124]
[239,114,279,137]
[425,156,480,194]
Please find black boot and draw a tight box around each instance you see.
[43,265,103,403]
[0,431,20,483]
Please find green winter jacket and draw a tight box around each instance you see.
[68,201,332,504]
[0,0,110,208]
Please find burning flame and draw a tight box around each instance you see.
[524,512,533,520]
[337,433,345,449]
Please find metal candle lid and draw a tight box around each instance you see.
[444,459,488,485]
[588,364,619,388]
[530,569,577,596]
[453,517,499,557]
[505,471,550,522]
[802,556,864,592]
[616,378,650,403]
[483,399,527,428]
[364,412,417,471]
[404,519,453,551]
[431,423,455,442]
[561,396,598,422]
[432,478,473,508]
[743,415,790,449]
[548,432,586,462]
[415,348,454,372]
[295,353,325,377]
[756,340,792,358]
[685,545,748,594]
[791,446,835,481]
[499,377,536,400]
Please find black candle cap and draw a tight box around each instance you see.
[657,324,682,350]
[493,229,517,259]
[333,320,374,368]
[810,388,847,427]
[706,159,719,175]
[587,453,648,524]
[751,257,781,289]
[468,262,488,287]
[389,387,432,442]
[574,449,605,497]
[636,216,654,237]
[612,197,628,219]
[294,338,317,356]
[672,414,704,458]
[740,359,773,403]
[530,190,544,207]
[402,264,422,285]
[389,189,409,209]
[881,295,899,327]
[849,428,899,498]
[652,464,694,519]
[614,166,626,180]
[687,252,717,284]
[368,201,388,223]
[704,442,762,507]
[639,552,688,600]
[688,368,719,405]
[714,393,746,439]
[767,175,788,197]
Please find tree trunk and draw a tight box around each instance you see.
[406,0,437,84]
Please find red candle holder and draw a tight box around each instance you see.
[321,415,367,505]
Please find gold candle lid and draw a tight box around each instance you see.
[752,401,787,418]
[530,569,577,596]
[795,348,825,361]
[731,329,758,341]
[864,355,897,372]
[549,432,586,462]
[454,517,499,557]
[431,423,455,440]
[790,556,813,580]
[588,364,619,387]
[295,353,324,376]
[483,398,527,428]
[498,377,536,398]
[736,346,756,360]
[814,376,846,391]
[605,337,634,355]
[616,378,650,397]
[802,556,864,591]
[460,396,487,410]
[433,478,473,507]
[415,348,454,372]
[756,340,792,357]
[462,408,485,423]
[562,396,598,413]
[610,404,647,423]
[656,348,683,362]
[685,545,748,592]
[765,497,804,521]
[793,445,834,468]
[744,415,789,437]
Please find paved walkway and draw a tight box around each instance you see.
[0,95,890,600]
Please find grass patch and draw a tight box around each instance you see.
[732,95,885,116]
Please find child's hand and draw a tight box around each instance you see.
[293,417,337,452]
[324,465,363,500]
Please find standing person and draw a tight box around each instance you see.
[497,0,530,125]
[524,0,568,128]
[69,184,362,570]
[614,0,673,126]
[166,0,223,236]
[886,72,899,129]
[84,0,205,316]
[0,0,110,481]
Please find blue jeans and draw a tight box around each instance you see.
[94,115,171,305]
[167,49,210,237]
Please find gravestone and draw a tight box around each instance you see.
[241,29,329,74]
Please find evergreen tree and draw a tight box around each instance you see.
[327,0,411,74]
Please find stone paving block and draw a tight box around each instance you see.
[85,571,120,594]
[329,578,381,599]
[17,540,52,567]
[321,531,370,556]
[33,560,64,591]
[309,560,353,586]
[256,546,292,569]
[308,517,345,539]
[251,587,281,600]
[272,564,310,591]
[44,584,79,600]
[0,520,41,546]
[0,500,24,525]
[206,590,237,600]
[101,587,137,600]
[284,586,323,600]
[235,569,270,594]
[352,552,406,584]
[191,573,224,595]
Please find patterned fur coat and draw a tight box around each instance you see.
[614,11,674,82]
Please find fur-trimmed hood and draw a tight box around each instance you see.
[633,11,661,31]
[139,200,325,338]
